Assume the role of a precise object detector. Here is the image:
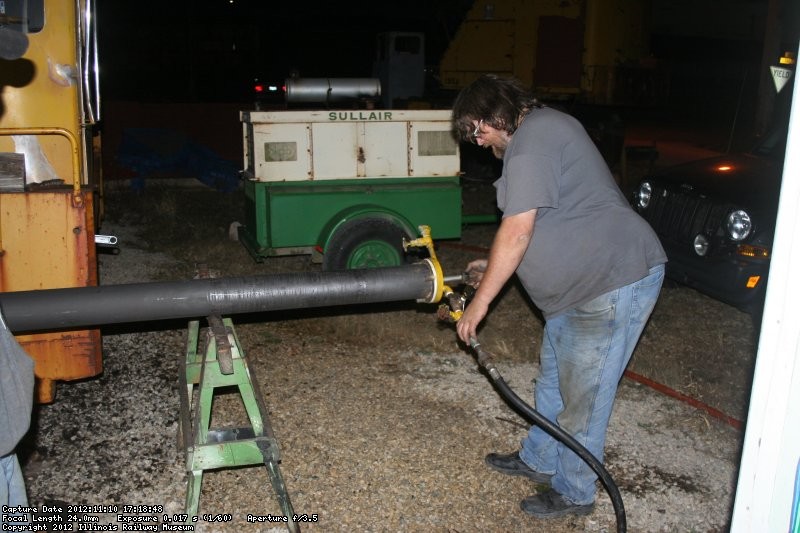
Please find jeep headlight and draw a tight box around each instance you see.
[637,181,653,209]
[693,234,710,256]
[726,209,752,241]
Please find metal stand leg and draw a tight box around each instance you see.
[179,316,298,532]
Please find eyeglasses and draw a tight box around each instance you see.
[470,120,484,143]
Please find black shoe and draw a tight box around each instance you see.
[484,451,552,484]
[520,488,594,518]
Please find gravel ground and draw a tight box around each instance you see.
[17,184,751,532]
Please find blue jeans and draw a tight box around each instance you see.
[519,264,664,505]
[1,453,28,525]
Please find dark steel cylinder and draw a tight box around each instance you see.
[0,263,436,333]
[285,78,381,103]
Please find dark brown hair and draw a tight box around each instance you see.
[452,74,541,143]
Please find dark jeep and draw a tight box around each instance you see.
[632,124,787,315]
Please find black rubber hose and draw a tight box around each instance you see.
[470,338,626,533]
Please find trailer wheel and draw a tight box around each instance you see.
[323,218,410,271]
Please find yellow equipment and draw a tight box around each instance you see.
[438,0,656,105]
[0,0,103,402]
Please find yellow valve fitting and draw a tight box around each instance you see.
[403,224,436,256]
[404,225,453,305]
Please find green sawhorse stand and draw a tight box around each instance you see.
[179,315,299,532]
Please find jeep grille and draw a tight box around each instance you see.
[639,184,728,244]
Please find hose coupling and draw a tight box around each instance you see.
[436,288,467,323]
[469,337,501,380]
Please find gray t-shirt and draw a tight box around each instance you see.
[0,311,34,456]
[495,107,666,319]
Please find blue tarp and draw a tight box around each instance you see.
[116,128,239,192]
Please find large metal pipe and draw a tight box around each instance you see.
[0,262,438,333]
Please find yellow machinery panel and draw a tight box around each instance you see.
[0,189,101,403]
[438,0,655,105]
[0,0,83,175]
[0,0,103,403]
[439,0,581,90]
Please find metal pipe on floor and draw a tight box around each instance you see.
[0,262,439,333]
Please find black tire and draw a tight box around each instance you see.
[322,218,410,271]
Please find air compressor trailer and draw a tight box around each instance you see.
[238,108,471,270]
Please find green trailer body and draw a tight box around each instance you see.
[238,176,462,262]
